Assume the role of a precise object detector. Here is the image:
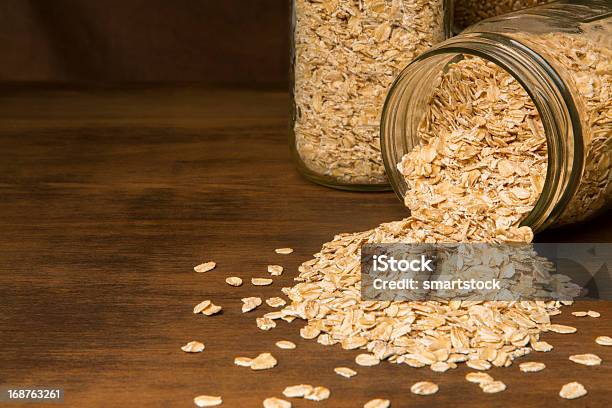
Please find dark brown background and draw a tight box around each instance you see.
[0,0,290,85]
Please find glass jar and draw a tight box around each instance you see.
[453,0,551,32]
[290,0,453,191]
[381,0,611,231]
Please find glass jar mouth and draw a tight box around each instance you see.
[380,33,584,233]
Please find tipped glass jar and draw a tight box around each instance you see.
[381,0,611,231]
[290,0,452,190]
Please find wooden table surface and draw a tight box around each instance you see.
[0,85,610,408]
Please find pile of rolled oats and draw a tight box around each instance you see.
[292,0,446,185]
[453,0,550,30]
[272,56,571,372]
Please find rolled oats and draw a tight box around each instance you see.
[252,278,274,286]
[480,381,506,393]
[559,382,587,399]
[519,362,545,372]
[292,0,446,185]
[181,341,205,353]
[304,386,330,401]
[193,300,222,316]
[266,297,287,308]
[300,325,321,340]
[242,297,262,313]
[466,359,491,371]
[410,381,438,395]
[283,385,313,398]
[595,336,612,346]
[263,397,291,408]
[275,248,293,255]
[257,317,277,331]
[194,261,216,273]
[250,353,278,370]
[225,277,243,287]
[276,340,297,350]
[355,354,380,367]
[268,265,284,276]
[465,372,494,384]
[547,324,577,334]
[194,395,222,407]
[364,399,390,408]
[571,311,588,317]
[334,367,357,378]
[587,310,601,318]
[234,357,253,367]
[569,353,602,366]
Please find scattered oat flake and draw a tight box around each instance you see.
[266,297,287,308]
[252,278,273,286]
[430,362,453,372]
[334,367,357,378]
[202,303,222,316]
[250,353,277,370]
[587,310,601,318]
[194,262,216,273]
[304,386,330,401]
[241,297,262,313]
[569,353,602,366]
[547,324,577,334]
[263,397,291,408]
[234,357,252,367]
[595,336,612,346]
[410,381,438,396]
[268,265,284,276]
[465,372,494,384]
[519,362,545,372]
[481,381,506,393]
[276,340,296,350]
[300,325,320,339]
[532,341,554,352]
[275,248,293,255]
[225,277,242,286]
[559,382,587,399]
[364,399,390,408]
[193,300,211,314]
[194,395,222,407]
[572,311,588,317]
[257,317,277,331]
[283,384,313,398]
[356,354,380,367]
[181,341,205,353]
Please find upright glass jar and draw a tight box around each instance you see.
[290,0,453,191]
[381,0,611,231]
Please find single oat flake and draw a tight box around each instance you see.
[268,265,284,276]
[519,362,545,372]
[304,386,330,401]
[266,297,286,308]
[194,395,222,407]
[181,341,205,353]
[241,297,262,313]
[595,336,612,346]
[252,278,274,286]
[193,300,222,316]
[250,353,277,370]
[355,354,380,367]
[571,311,588,317]
[334,367,357,378]
[480,381,506,393]
[587,310,601,318]
[364,399,390,408]
[194,261,216,273]
[283,384,313,398]
[465,372,494,384]
[256,317,277,331]
[410,381,438,396]
[569,353,602,366]
[234,357,252,367]
[275,248,293,255]
[263,397,291,408]
[559,382,587,399]
[547,324,577,334]
[275,340,296,350]
[225,277,242,287]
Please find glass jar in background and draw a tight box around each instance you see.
[453,0,551,32]
[290,0,453,191]
[381,0,611,231]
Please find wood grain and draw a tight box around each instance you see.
[0,85,610,407]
